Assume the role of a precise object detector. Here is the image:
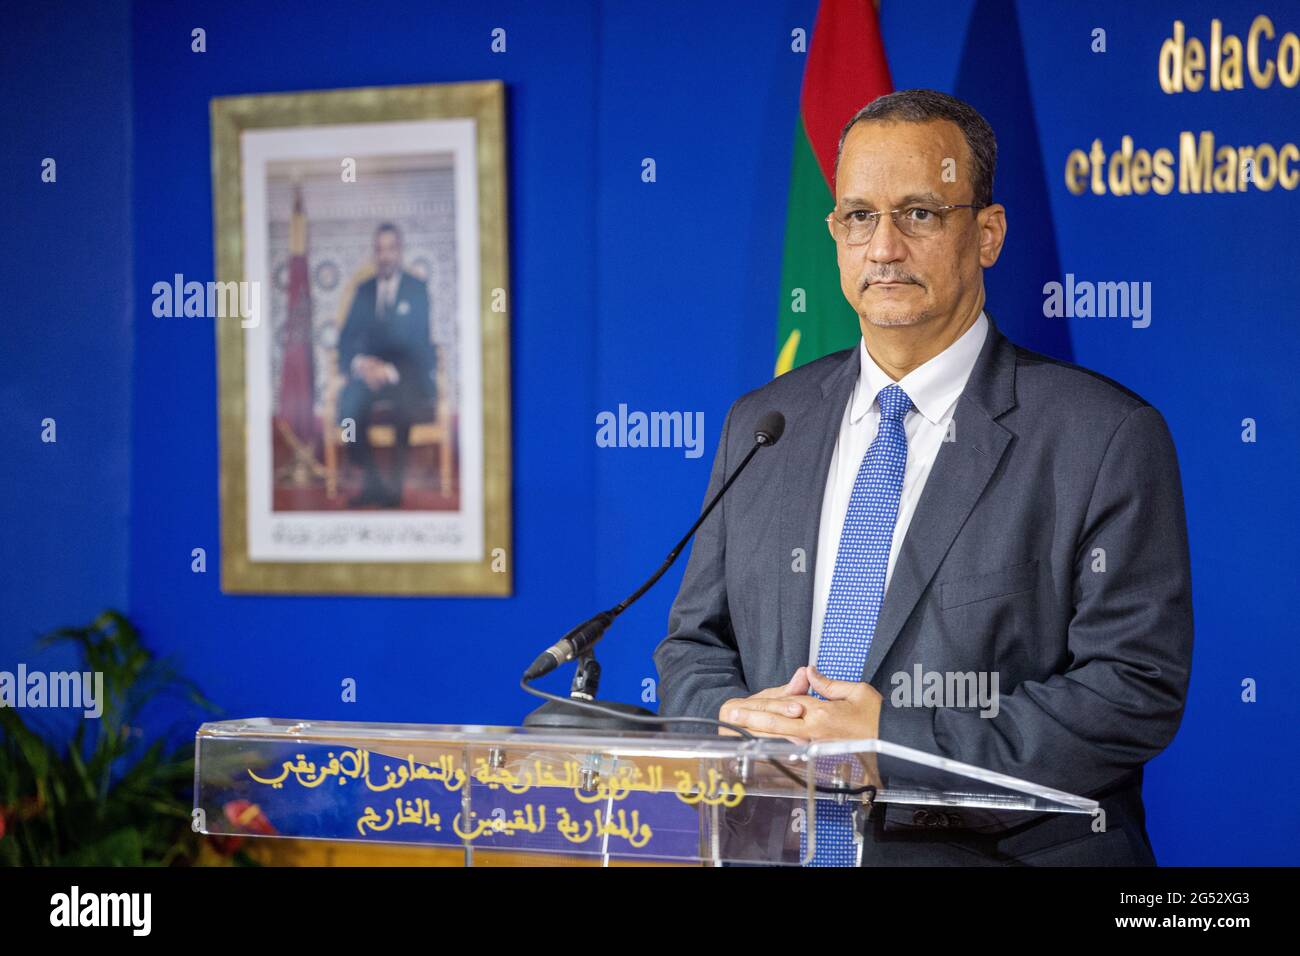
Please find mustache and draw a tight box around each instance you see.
[860,270,923,291]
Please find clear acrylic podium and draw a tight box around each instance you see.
[194,718,1098,866]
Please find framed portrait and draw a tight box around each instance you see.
[211,81,511,595]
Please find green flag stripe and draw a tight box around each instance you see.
[775,117,861,374]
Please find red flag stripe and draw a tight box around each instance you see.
[799,0,893,192]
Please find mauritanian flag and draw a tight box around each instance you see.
[775,0,893,375]
[278,185,319,447]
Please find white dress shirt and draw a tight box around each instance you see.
[808,311,989,666]
[376,272,399,313]
[351,273,403,385]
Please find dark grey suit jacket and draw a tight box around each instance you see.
[337,271,436,401]
[653,315,1194,865]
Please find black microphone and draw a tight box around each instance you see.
[523,409,786,682]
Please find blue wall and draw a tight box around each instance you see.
[5,0,1297,865]
[0,1,133,695]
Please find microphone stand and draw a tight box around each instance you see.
[522,412,785,732]
[522,651,658,730]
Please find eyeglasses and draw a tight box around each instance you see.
[825,203,985,245]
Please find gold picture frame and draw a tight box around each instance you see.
[211,81,511,595]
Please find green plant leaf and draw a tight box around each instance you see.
[1,609,212,867]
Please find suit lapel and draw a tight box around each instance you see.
[860,316,1018,683]
[777,348,860,680]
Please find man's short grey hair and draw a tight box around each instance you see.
[834,89,997,208]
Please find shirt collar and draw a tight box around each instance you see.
[849,311,990,426]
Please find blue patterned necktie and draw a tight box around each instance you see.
[802,383,912,867]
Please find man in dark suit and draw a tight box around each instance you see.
[653,90,1193,866]
[336,222,436,508]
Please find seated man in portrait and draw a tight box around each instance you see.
[336,222,437,508]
